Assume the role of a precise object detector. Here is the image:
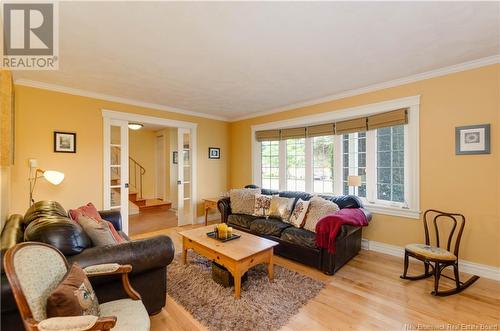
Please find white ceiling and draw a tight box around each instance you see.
[13,1,500,121]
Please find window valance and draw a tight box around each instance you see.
[255,108,408,140]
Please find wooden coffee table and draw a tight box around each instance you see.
[179,225,278,299]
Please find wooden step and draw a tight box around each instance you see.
[129,192,138,202]
[138,199,172,211]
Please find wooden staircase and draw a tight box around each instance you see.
[129,192,172,211]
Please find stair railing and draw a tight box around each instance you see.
[129,156,146,199]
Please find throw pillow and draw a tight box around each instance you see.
[46,263,100,318]
[303,196,340,232]
[69,203,123,243]
[288,199,310,227]
[268,196,294,221]
[76,215,119,246]
[253,194,273,217]
[229,188,260,215]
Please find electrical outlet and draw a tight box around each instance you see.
[28,159,38,168]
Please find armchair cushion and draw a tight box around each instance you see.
[46,263,100,318]
[100,299,149,331]
[38,315,99,331]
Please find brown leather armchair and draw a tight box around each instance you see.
[1,205,174,331]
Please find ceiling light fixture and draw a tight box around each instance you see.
[128,123,143,130]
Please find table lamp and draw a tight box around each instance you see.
[29,160,65,206]
[347,175,361,195]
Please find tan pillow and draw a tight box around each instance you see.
[303,196,340,232]
[46,263,100,318]
[253,194,273,217]
[268,196,294,221]
[230,188,260,215]
[77,215,118,246]
[288,199,310,227]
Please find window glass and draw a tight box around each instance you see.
[286,138,306,191]
[342,132,366,197]
[313,136,334,193]
[261,140,280,190]
[377,125,405,202]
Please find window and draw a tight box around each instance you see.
[313,136,334,193]
[342,132,366,197]
[261,140,280,190]
[253,96,420,219]
[286,138,306,191]
[376,125,405,203]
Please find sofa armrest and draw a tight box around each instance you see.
[217,197,231,223]
[68,235,174,274]
[359,208,372,222]
[98,210,122,231]
[37,315,116,331]
[1,214,24,253]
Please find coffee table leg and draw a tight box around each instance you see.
[234,272,241,299]
[268,250,274,281]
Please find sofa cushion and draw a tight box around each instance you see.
[280,227,317,249]
[249,218,291,237]
[227,214,258,229]
[229,188,260,215]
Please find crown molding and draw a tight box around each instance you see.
[230,55,500,122]
[13,55,499,123]
[13,79,230,122]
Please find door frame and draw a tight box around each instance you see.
[102,109,198,234]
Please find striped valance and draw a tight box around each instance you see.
[255,108,408,141]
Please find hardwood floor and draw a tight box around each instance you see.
[128,209,178,236]
[132,225,500,331]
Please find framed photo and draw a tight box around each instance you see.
[173,151,178,164]
[54,132,76,153]
[455,124,490,155]
[208,147,220,159]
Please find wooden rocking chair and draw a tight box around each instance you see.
[400,209,479,296]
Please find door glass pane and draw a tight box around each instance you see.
[111,146,121,165]
[111,126,121,145]
[111,187,121,208]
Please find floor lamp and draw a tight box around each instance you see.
[29,160,65,206]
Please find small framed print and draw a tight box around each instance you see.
[208,147,220,159]
[54,132,76,153]
[455,124,490,155]
[173,151,178,164]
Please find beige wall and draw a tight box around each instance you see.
[229,64,500,267]
[1,70,14,230]
[11,85,230,218]
[129,128,158,199]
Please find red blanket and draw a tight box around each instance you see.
[315,208,369,254]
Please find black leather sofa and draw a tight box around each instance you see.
[218,186,371,275]
[1,202,175,331]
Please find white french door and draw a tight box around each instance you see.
[103,118,129,234]
[177,128,194,226]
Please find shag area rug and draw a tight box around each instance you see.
[167,251,325,331]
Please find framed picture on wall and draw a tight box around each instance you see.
[455,124,490,155]
[173,151,178,164]
[208,147,220,159]
[54,132,76,153]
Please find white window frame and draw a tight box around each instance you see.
[251,96,420,219]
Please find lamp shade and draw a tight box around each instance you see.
[347,175,361,187]
[43,170,65,185]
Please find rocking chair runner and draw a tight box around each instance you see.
[400,209,479,296]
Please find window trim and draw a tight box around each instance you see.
[251,95,420,219]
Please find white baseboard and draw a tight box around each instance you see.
[361,239,500,281]
[196,213,221,224]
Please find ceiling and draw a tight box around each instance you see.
[13,1,500,121]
